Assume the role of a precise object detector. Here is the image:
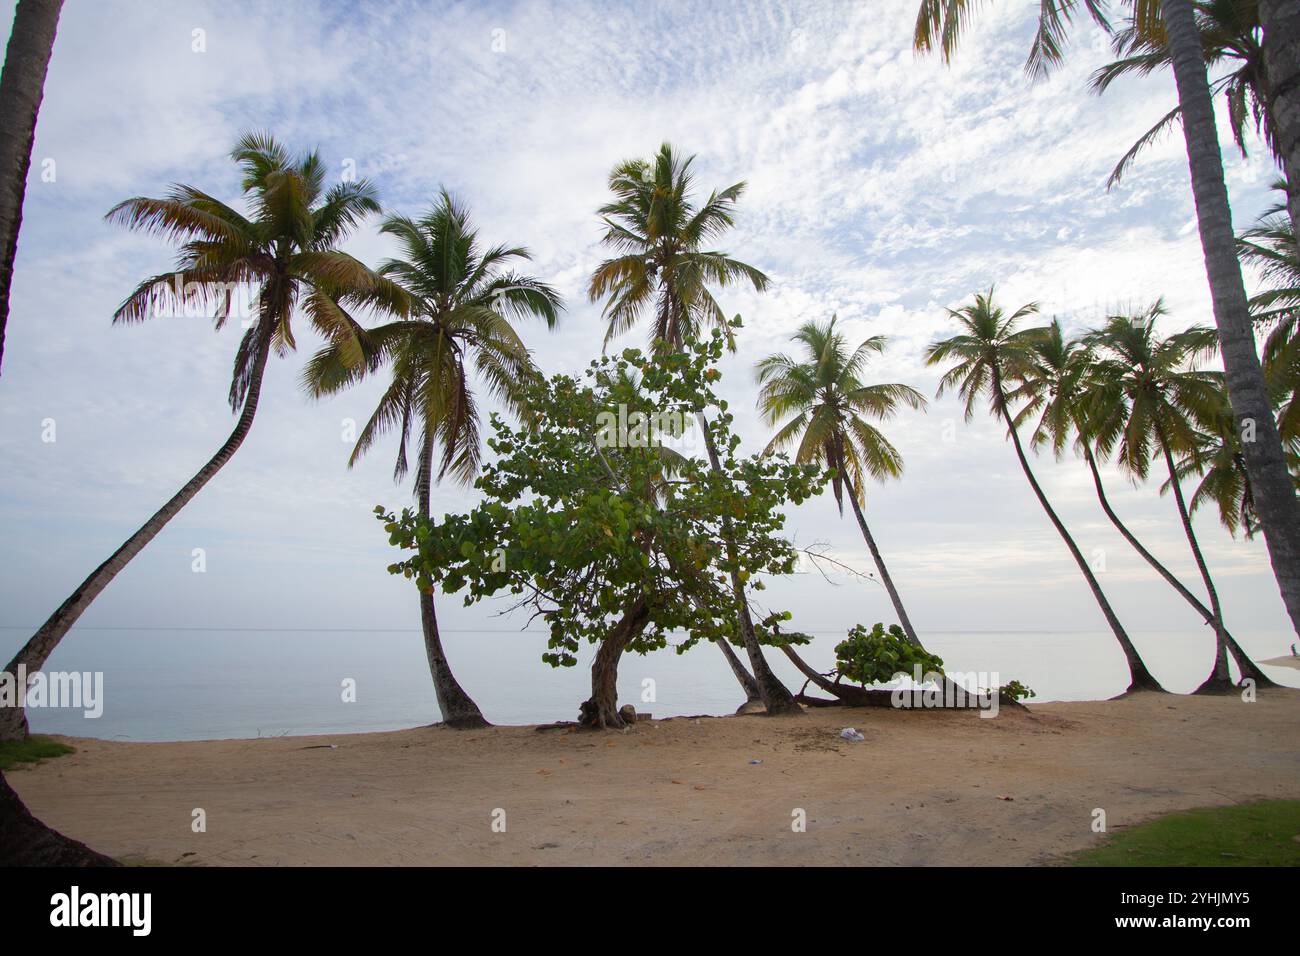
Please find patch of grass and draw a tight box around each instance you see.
[1071,800,1300,866]
[0,735,75,771]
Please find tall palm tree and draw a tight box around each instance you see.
[0,133,391,740]
[587,143,802,715]
[755,316,929,646]
[1084,306,1237,691]
[914,0,1300,644]
[305,191,560,729]
[1016,318,1275,685]
[0,0,63,374]
[925,289,1165,693]
[1090,0,1272,189]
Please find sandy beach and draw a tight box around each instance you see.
[9,690,1300,867]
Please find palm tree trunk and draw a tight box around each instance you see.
[1156,435,1235,692]
[992,372,1164,693]
[415,434,489,729]
[1258,0,1300,243]
[1163,0,1300,640]
[580,597,650,728]
[0,769,117,866]
[696,410,802,715]
[0,0,63,375]
[1083,443,1277,687]
[0,325,276,741]
[831,446,922,647]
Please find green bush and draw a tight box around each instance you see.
[834,623,944,687]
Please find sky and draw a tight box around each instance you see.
[1,0,1295,693]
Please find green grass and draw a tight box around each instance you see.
[0,735,75,772]
[1071,800,1300,866]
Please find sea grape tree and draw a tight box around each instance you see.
[378,329,825,727]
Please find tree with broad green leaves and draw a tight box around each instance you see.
[378,330,825,729]
[588,144,802,715]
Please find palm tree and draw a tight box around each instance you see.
[925,289,1165,693]
[914,0,1300,646]
[1016,319,1276,686]
[1090,0,1273,189]
[1083,306,1239,691]
[0,133,391,740]
[1238,180,1300,326]
[305,191,560,729]
[0,0,64,374]
[1255,0,1300,242]
[587,143,801,715]
[755,316,929,646]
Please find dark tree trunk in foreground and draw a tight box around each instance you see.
[416,435,489,729]
[832,447,922,647]
[0,770,117,866]
[1083,445,1277,687]
[0,325,276,742]
[696,410,802,715]
[1158,438,1235,692]
[1259,0,1300,244]
[992,373,1164,693]
[0,0,63,375]
[580,598,650,729]
[1164,0,1300,640]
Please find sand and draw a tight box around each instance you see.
[9,690,1300,866]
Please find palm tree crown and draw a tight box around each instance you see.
[924,288,1044,417]
[756,315,925,510]
[305,189,561,487]
[587,143,767,352]
[1081,304,1223,478]
[107,131,395,407]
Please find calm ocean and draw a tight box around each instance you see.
[6,625,1295,742]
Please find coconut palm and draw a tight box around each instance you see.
[1083,305,1239,691]
[914,0,1300,644]
[588,143,769,353]
[587,143,800,715]
[1090,0,1272,189]
[305,191,561,728]
[1238,180,1300,326]
[756,316,929,646]
[925,289,1164,693]
[1016,319,1275,685]
[0,133,392,740]
[1255,0,1300,244]
[0,0,63,374]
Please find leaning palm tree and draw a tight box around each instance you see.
[756,316,929,646]
[587,143,801,715]
[925,289,1165,693]
[0,133,392,740]
[0,0,64,374]
[305,191,561,729]
[914,0,1300,646]
[1084,305,1237,691]
[1016,319,1275,686]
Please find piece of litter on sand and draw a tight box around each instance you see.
[839,728,865,742]
[749,759,763,765]
[299,744,337,750]
[997,795,1014,801]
